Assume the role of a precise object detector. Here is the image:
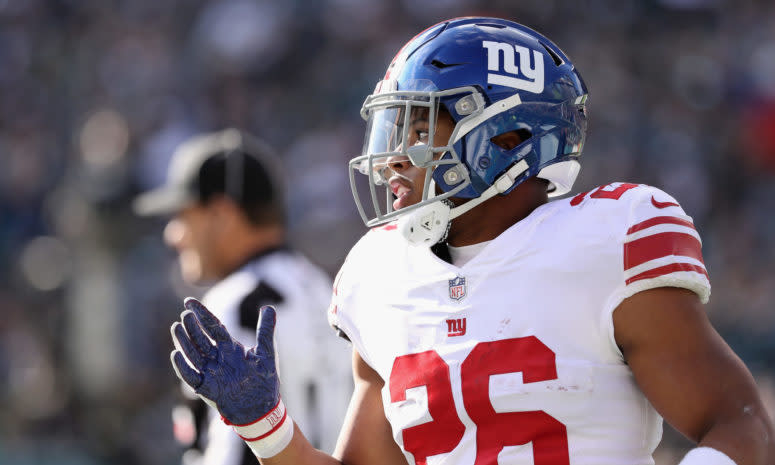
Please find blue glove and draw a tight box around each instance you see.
[170,297,280,426]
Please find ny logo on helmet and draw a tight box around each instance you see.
[482,41,545,94]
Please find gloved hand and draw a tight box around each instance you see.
[170,298,293,457]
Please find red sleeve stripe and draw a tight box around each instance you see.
[624,232,704,271]
[627,216,695,235]
[625,223,700,243]
[624,255,705,276]
[626,262,709,285]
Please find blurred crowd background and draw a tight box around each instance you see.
[1,0,774,464]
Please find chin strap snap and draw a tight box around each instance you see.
[399,159,529,246]
[398,199,453,246]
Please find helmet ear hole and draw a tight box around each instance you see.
[491,129,532,151]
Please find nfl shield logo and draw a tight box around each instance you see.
[448,276,467,301]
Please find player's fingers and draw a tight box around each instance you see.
[181,311,215,357]
[171,350,203,389]
[255,305,277,355]
[171,321,205,367]
[184,297,231,343]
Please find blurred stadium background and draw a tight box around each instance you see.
[0,0,774,464]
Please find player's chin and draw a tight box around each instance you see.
[179,253,205,284]
[392,197,402,211]
[392,191,418,211]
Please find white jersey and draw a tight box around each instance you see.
[199,248,352,465]
[328,183,710,465]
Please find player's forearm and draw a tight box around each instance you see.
[693,409,775,465]
[256,424,343,465]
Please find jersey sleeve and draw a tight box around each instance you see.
[327,264,350,342]
[325,229,394,370]
[327,233,370,345]
[620,185,710,303]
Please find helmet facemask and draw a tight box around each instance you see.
[349,82,485,227]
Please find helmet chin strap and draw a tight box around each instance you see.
[398,159,530,246]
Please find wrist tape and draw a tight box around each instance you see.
[678,447,737,465]
[223,399,294,458]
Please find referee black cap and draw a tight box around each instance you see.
[133,128,283,217]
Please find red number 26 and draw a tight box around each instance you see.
[389,336,569,465]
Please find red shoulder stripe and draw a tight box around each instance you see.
[627,216,695,235]
[651,196,680,209]
[626,262,709,285]
[624,232,704,271]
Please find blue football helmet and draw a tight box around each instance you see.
[349,17,589,245]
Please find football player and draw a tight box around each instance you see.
[169,18,775,465]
